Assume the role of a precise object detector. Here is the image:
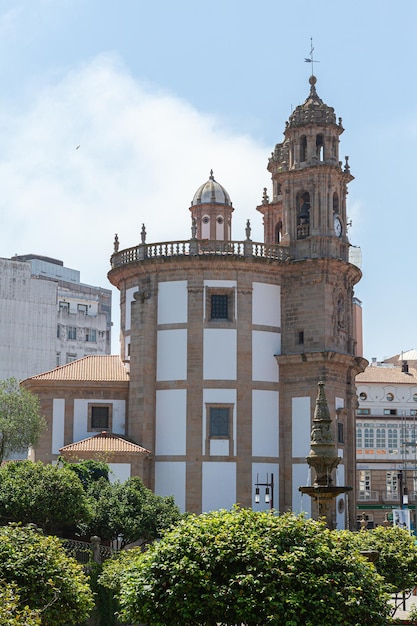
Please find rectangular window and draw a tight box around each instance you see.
[209,407,230,437]
[85,329,96,342]
[57,324,61,338]
[56,352,60,367]
[356,426,362,449]
[78,304,88,314]
[411,410,417,416]
[211,295,228,319]
[67,326,77,340]
[356,409,370,415]
[376,428,386,448]
[386,471,399,498]
[298,331,304,345]
[337,422,344,444]
[66,353,77,363]
[384,409,397,416]
[364,427,374,448]
[359,469,371,494]
[59,301,69,312]
[91,406,110,430]
[388,428,398,452]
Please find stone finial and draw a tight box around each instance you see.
[141,223,146,244]
[113,234,119,253]
[307,381,340,487]
[262,187,269,205]
[344,156,350,173]
[245,219,251,241]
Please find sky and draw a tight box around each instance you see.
[0,0,415,362]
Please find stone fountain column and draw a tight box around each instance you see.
[299,381,352,529]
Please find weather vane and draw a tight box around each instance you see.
[304,38,320,75]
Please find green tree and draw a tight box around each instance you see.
[87,475,181,547]
[0,582,41,625]
[0,524,94,626]
[0,460,92,535]
[0,378,46,464]
[60,457,110,488]
[101,508,391,626]
[340,524,417,593]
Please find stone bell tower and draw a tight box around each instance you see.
[257,74,367,528]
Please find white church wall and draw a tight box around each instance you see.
[108,463,131,483]
[155,389,187,455]
[293,463,311,516]
[156,329,187,381]
[155,461,186,512]
[202,461,236,512]
[203,329,237,380]
[252,282,281,327]
[252,330,280,382]
[52,398,65,454]
[252,390,279,457]
[157,280,188,324]
[292,397,311,457]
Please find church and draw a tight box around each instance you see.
[23,74,366,529]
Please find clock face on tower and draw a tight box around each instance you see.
[334,214,342,238]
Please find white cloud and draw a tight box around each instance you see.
[0,53,269,293]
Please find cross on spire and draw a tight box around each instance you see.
[304,38,320,75]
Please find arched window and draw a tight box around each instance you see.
[333,192,339,213]
[316,134,324,161]
[275,221,282,242]
[300,135,307,162]
[297,191,310,240]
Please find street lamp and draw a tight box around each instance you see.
[254,473,274,510]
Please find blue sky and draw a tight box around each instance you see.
[0,0,415,361]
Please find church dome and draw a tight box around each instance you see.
[287,75,336,128]
[192,170,232,206]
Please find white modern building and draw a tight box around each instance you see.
[0,254,112,380]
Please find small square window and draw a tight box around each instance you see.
[90,405,110,430]
[211,295,228,319]
[78,304,88,314]
[59,301,69,312]
[209,407,230,437]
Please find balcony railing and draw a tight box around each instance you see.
[110,239,291,269]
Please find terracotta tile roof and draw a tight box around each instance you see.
[356,366,417,384]
[60,431,150,454]
[24,355,129,382]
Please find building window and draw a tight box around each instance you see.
[359,392,367,401]
[56,352,60,367]
[376,428,386,448]
[359,470,371,496]
[337,422,344,444]
[388,428,398,453]
[356,427,362,449]
[364,427,374,448]
[206,287,235,323]
[356,408,370,416]
[384,408,397,416]
[59,301,69,312]
[85,329,96,342]
[89,404,112,431]
[386,392,394,402]
[411,409,417,416]
[78,304,88,314]
[211,295,228,319]
[57,324,61,338]
[298,331,304,345]
[386,471,399,499]
[67,326,77,340]
[209,407,230,437]
[66,353,77,363]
